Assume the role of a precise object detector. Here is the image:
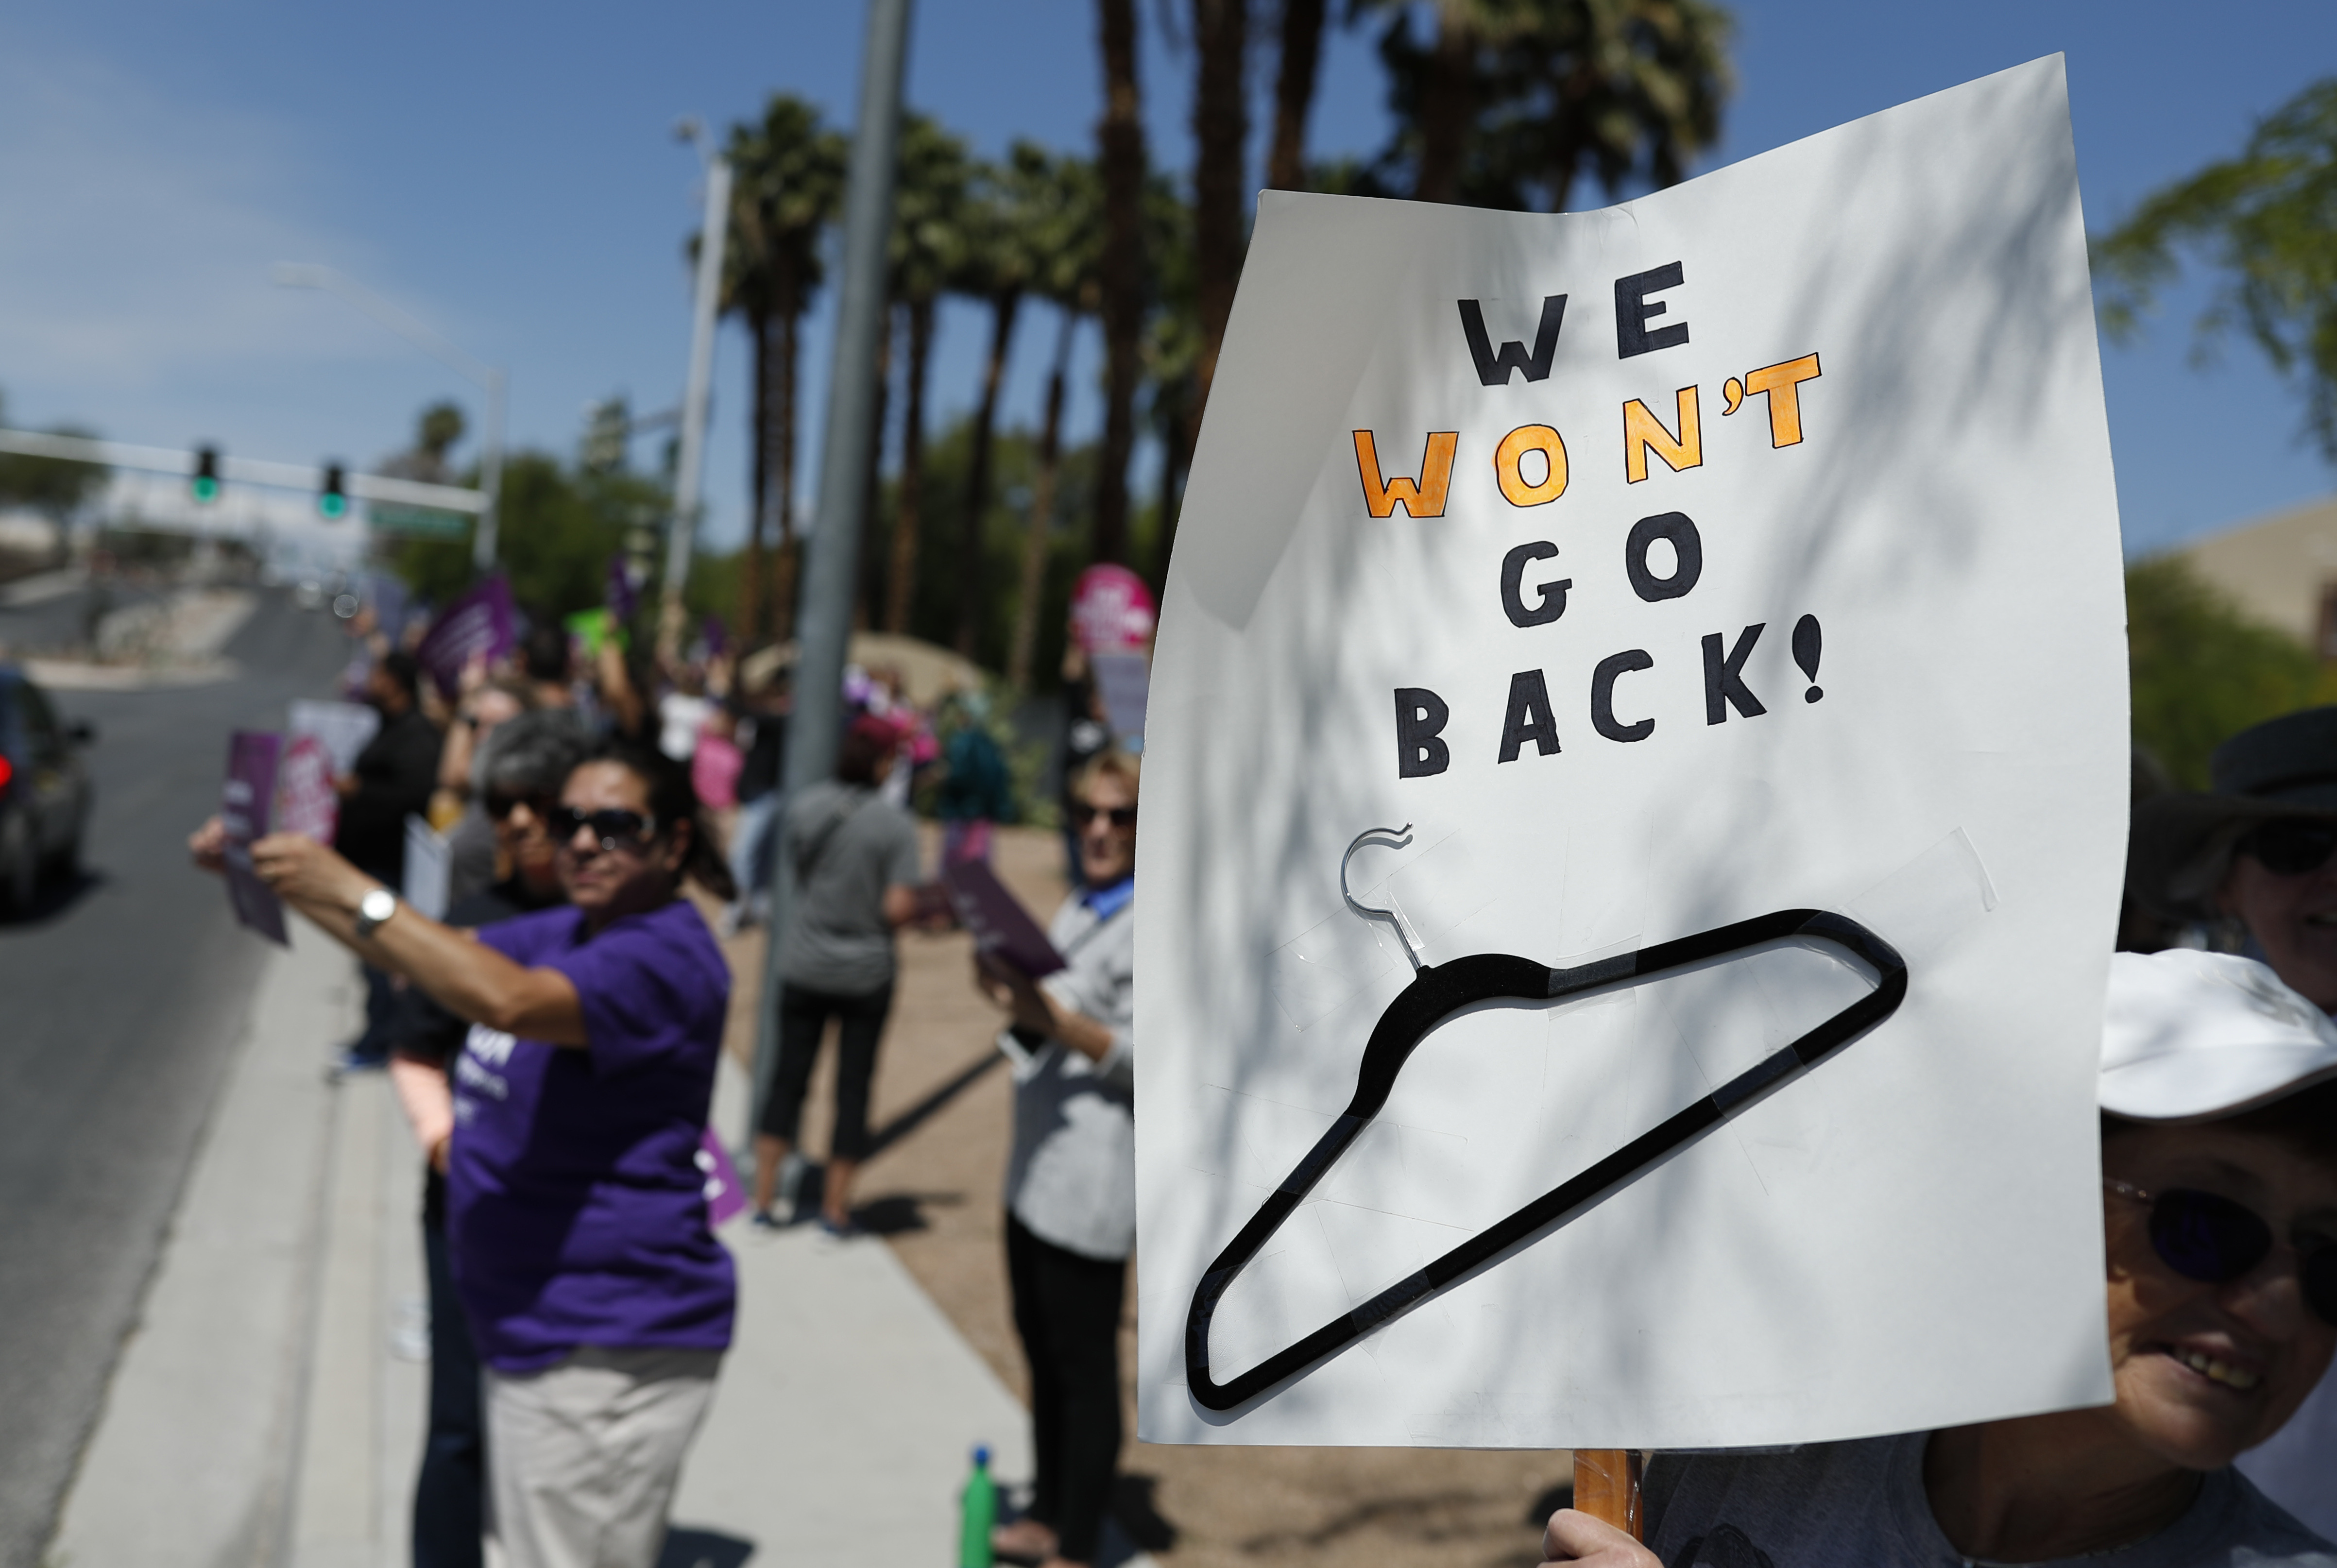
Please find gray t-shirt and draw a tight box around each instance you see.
[775,780,921,995]
[1648,1434,2334,1568]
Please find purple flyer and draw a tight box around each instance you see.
[943,859,1064,979]
[696,1129,747,1225]
[414,574,516,697]
[222,731,289,945]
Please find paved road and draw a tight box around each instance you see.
[0,591,349,1566]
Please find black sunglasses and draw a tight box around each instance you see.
[1071,803,1137,828]
[485,790,558,823]
[2106,1179,2337,1326]
[2245,818,2337,877]
[548,805,658,852]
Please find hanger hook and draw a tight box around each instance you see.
[1341,824,1421,971]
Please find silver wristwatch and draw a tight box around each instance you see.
[353,886,398,939]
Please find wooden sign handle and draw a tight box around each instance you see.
[1572,1449,1644,1540]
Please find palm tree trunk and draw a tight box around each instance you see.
[1154,402,1188,589]
[957,287,1021,659]
[1009,311,1077,691]
[1192,0,1249,431]
[1265,0,1326,191]
[742,302,773,641]
[1413,6,1473,204]
[772,288,802,643]
[1093,0,1146,567]
[886,294,935,635]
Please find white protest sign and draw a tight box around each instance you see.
[1136,58,2127,1450]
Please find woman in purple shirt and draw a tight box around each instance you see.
[196,739,737,1568]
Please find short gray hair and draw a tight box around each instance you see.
[478,710,592,799]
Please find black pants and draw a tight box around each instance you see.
[758,983,893,1160]
[1006,1214,1125,1564]
[414,1201,485,1568]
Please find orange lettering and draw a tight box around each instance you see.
[1493,425,1569,507]
[1742,353,1822,447]
[1622,387,1702,484]
[1353,430,1459,518]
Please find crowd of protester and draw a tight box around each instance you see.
[196,575,2337,1568]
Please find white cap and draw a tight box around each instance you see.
[2101,949,2337,1124]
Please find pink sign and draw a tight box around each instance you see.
[1070,564,1157,654]
[274,734,340,842]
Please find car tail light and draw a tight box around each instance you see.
[0,755,13,791]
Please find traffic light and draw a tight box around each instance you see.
[318,463,349,520]
[191,446,221,504]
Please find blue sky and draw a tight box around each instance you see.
[0,0,2331,560]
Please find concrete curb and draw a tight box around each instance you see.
[46,922,358,1568]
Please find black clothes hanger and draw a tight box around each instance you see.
[1183,825,1909,1414]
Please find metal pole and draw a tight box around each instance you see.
[749,0,914,1141]
[475,366,506,572]
[660,156,733,663]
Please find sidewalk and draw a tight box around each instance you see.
[46,922,1045,1568]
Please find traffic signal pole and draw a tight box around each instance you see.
[658,151,733,665]
[749,0,915,1139]
[0,428,487,517]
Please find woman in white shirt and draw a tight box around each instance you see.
[975,751,1139,1568]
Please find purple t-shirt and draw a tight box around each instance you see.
[447,898,736,1372]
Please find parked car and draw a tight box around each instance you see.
[0,666,94,914]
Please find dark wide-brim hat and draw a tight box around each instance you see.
[2130,706,2337,921]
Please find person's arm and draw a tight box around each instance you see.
[246,832,588,1045]
[389,1054,455,1171]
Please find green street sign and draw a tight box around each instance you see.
[365,503,469,538]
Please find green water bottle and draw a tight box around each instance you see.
[959,1444,998,1568]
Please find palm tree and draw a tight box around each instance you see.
[950,142,1055,657]
[716,95,847,642]
[1265,0,1329,192]
[1367,0,1731,211]
[881,113,974,636]
[1143,177,1201,585]
[1190,0,1250,434]
[1008,155,1107,690]
[1092,0,1148,567]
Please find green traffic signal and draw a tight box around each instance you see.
[191,445,221,504]
[319,463,349,520]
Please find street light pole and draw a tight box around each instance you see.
[750,0,915,1137]
[660,136,734,665]
[272,263,508,573]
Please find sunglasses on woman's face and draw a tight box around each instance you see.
[2105,1178,2337,1325]
[2245,818,2337,877]
[485,790,558,823]
[1071,803,1137,829]
[548,805,658,853]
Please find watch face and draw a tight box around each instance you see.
[362,889,395,922]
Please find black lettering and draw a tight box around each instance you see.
[1394,687,1451,778]
[1590,651,1655,743]
[1702,625,1769,723]
[1624,512,1703,602]
[1498,670,1562,762]
[1614,261,1689,359]
[1500,541,1570,627]
[1458,295,1568,386]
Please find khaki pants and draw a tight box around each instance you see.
[485,1346,722,1568]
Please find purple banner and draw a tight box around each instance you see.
[222,731,289,945]
[605,553,640,624]
[943,859,1064,979]
[414,574,516,698]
